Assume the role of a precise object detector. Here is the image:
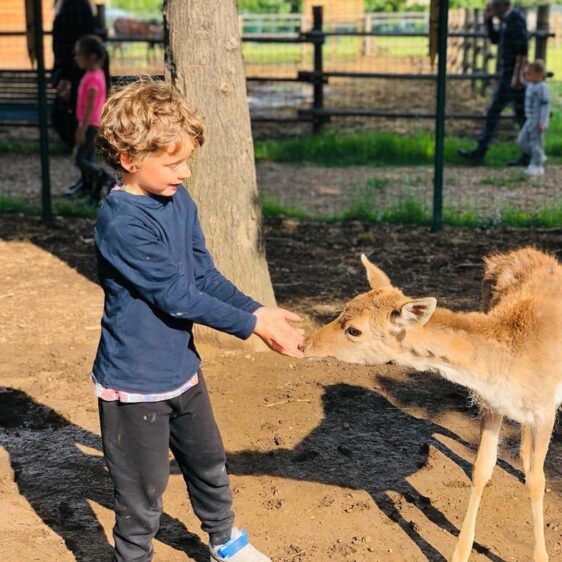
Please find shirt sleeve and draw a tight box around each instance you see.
[486,18,500,45]
[83,73,102,97]
[539,83,550,126]
[507,14,528,57]
[191,206,263,313]
[96,214,257,339]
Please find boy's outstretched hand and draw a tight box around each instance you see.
[253,307,305,359]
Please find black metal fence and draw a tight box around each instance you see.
[244,5,553,133]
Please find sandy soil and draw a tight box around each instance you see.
[0,215,560,562]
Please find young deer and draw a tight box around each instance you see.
[304,247,561,562]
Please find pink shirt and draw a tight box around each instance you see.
[76,68,106,126]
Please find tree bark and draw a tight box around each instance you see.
[163,0,276,346]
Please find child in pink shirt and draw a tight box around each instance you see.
[72,35,113,201]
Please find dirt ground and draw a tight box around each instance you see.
[256,162,562,217]
[1,150,560,220]
[0,215,560,562]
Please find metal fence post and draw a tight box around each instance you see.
[431,0,449,233]
[311,6,325,134]
[32,0,53,223]
[535,5,550,64]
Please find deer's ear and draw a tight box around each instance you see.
[393,298,437,328]
[361,254,391,289]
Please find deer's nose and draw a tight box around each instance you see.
[302,336,315,357]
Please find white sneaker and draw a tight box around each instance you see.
[210,528,271,562]
[542,154,547,165]
[524,165,544,177]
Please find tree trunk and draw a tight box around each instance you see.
[163,0,276,347]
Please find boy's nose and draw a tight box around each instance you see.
[179,166,191,180]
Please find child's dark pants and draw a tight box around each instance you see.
[75,126,111,200]
[98,372,234,562]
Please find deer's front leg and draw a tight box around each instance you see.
[451,411,502,562]
[527,416,555,562]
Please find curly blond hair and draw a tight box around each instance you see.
[96,78,204,172]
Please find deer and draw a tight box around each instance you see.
[304,247,561,562]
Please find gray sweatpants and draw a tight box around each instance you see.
[517,123,545,167]
[99,372,234,562]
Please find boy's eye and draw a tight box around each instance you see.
[169,161,187,169]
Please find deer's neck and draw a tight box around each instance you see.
[397,308,511,396]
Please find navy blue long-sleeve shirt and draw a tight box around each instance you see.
[92,187,262,393]
[486,9,528,79]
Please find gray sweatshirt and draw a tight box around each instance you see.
[524,81,550,129]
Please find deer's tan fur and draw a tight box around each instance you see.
[305,247,561,562]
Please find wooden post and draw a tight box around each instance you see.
[311,5,325,134]
[363,13,372,57]
[96,2,106,31]
[535,5,550,64]
[481,22,490,95]
[300,13,307,63]
[471,8,481,92]
[462,8,471,74]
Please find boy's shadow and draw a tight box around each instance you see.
[0,387,209,562]
[227,381,514,562]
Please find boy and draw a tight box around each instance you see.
[93,79,305,562]
[518,60,550,177]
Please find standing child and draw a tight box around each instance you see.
[518,60,550,177]
[71,34,113,200]
[93,79,305,562]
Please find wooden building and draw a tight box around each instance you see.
[302,0,364,18]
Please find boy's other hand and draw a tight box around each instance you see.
[538,123,546,133]
[253,307,305,359]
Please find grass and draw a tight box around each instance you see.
[260,194,562,228]
[479,172,526,188]
[3,193,562,228]
[242,36,562,70]
[0,138,69,155]
[365,177,391,190]
[254,98,562,167]
[261,195,313,220]
[255,130,548,167]
[0,196,99,218]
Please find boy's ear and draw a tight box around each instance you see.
[120,153,137,173]
[393,298,437,329]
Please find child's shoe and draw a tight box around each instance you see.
[524,164,544,177]
[210,528,271,562]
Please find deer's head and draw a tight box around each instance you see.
[304,255,437,365]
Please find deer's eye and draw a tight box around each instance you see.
[345,326,362,337]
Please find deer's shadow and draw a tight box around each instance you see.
[226,382,512,562]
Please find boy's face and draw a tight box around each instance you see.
[121,138,195,198]
[524,68,543,84]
